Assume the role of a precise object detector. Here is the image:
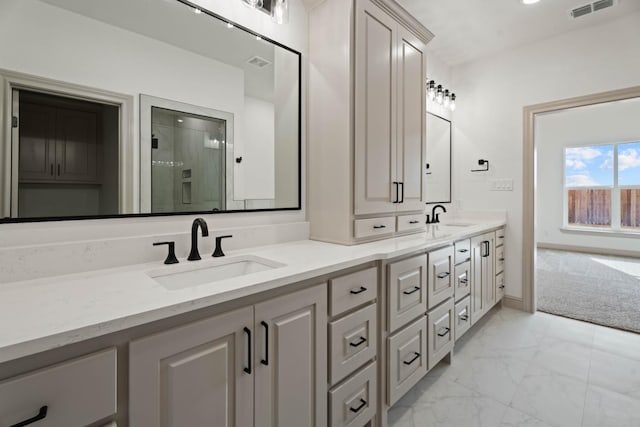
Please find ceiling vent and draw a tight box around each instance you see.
[570,0,616,18]
[592,0,614,12]
[246,56,272,69]
[570,4,592,18]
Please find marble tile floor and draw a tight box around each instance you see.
[388,306,640,427]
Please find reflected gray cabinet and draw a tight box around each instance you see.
[129,284,327,427]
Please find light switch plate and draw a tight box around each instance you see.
[489,179,513,191]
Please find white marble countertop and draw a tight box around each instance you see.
[0,220,504,364]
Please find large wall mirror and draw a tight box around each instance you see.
[425,112,452,204]
[0,0,301,222]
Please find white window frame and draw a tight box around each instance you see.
[563,140,640,232]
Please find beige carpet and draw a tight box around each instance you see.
[536,249,640,333]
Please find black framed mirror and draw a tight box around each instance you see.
[426,112,452,204]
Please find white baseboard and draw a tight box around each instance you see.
[537,242,640,259]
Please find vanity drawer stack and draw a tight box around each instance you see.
[354,214,426,239]
[385,246,456,405]
[452,239,472,341]
[0,348,117,427]
[495,227,506,301]
[328,267,378,427]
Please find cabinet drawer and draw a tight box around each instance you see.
[387,254,427,333]
[354,217,395,239]
[0,348,117,427]
[454,296,471,341]
[329,361,377,427]
[496,272,505,301]
[454,261,470,301]
[496,228,505,246]
[427,299,454,371]
[495,245,505,274]
[329,267,377,317]
[396,214,426,233]
[329,304,377,385]
[454,239,471,265]
[427,246,454,310]
[387,316,427,406]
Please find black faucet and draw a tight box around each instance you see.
[188,218,209,261]
[426,204,447,224]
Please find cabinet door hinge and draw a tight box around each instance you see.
[12,116,18,128]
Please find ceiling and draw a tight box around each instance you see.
[396,0,640,66]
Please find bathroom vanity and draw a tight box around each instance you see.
[0,221,506,427]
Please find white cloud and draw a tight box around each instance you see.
[600,150,614,170]
[566,174,599,187]
[566,159,586,169]
[566,146,603,162]
[618,148,640,171]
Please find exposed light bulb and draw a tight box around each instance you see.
[272,0,289,24]
[193,8,202,14]
[435,85,444,104]
[443,89,450,108]
[227,22,234,29]
[256,35,262,41]
[427,80,436,100]
[450,94,456,111]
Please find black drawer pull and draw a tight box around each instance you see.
[437,327,451,337]
[499,285,505,289]
[458,248,468,253]
[409,220,420,224]
[459,278,468,285]
[403,286,420,295]
[403,352,420,365]
[373,225,386,229]
[499,257,505,261]
[243,327,252,374]
[350,286,367,295]
[349,398,367,413]
[437,272,450,279]
[260,321,269,366]
[349,336,367,347]
[459,314,469,321]
[498,235,504,239]
[10,406,48,427]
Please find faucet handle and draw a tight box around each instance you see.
[153,241,179,265]
[425,214,431,224]
[213,235,233,258]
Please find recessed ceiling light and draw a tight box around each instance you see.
[177,119,184,123]
[521,0,540,4]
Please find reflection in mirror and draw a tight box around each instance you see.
[426,113,452,204]
[0,0,300,222]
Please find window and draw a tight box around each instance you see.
[564,142,640,231]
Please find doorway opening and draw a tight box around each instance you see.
[12,89,120,218]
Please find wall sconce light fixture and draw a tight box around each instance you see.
[241,0,264,9]
[427,79,457,112]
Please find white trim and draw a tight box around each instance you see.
[0,68,135,216]
[560,226,640,237]
[537,242,640,259]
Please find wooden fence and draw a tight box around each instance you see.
[568,188,640,228]
[567,189,611,226]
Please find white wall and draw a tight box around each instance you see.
[451,11,640,299]
[0,0,308,250]
[536,97,640,253]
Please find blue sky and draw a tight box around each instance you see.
[565,142,640,187]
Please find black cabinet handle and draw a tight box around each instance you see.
[459,314,469,321]
[409,220,419,224]
[350,286,367,295]
[10,406,48,427]
[243,327,252,374]
[403,352,420,365]
[349,336,367,347]
[499,285,505,289]
[50,164,54,176]
[403,286,420,295]
[498,235,505,239]
[399,182,404,203]
[373,225,386,229]
[458,248,468,253]
[459,278,468,285]
[349,398,367,413]
[482,241,491,257]
[437,272,450,279]
[393,182,399,203]
[437,327,451,337]
[260,321,269,366]
[499,257,505,261]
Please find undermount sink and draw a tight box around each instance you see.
[148,255,285,290]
